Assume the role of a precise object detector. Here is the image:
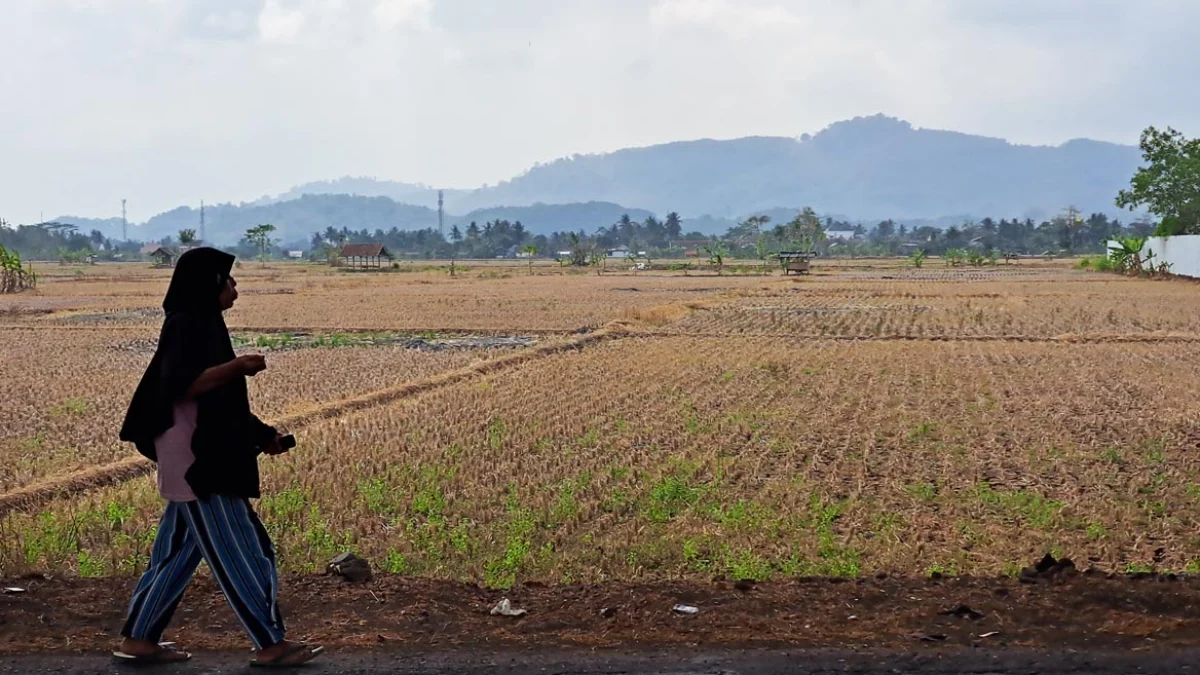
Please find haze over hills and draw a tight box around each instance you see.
[59,197,657,246]
[256,178,471,209]
[451,115,1142,219]
[56,115,1145,245]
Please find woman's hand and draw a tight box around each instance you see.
[187,355,266,398]
[235,354,267,376]
[263,432,289,456]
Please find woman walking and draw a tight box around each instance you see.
[115,247,323,667]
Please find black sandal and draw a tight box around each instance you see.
[250,643,325,668]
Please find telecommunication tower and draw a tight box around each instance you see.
[438,190,444,237]
[200,200,206,244]
[122,199,127,241]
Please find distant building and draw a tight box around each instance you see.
[825,229,858,240]
[607,246,645,259]
[674,239,710,251]
[339,243,392,269]
[147,247,176,268]
[287,250,304,259]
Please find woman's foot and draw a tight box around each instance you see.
[114,637,191,663]
[251,640,324,668]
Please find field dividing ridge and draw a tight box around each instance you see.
[0,323,631,517]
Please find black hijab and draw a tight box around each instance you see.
[120,247,275,499]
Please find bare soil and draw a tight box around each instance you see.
[3,571,1199,655]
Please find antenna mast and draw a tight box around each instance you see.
[438,190,444,237]
[200,200,206,244]
[121,199,127,241]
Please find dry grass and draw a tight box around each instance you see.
[0,328,507,490]
[5,337,1199,583]
[0,327,625,518]
[669,272,1200,339]
[3,260,1200,584]
[2,263,767,332]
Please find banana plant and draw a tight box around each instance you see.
[943,249,967,267]
[522,244,538,275]
[1108,237,1147,275]
[703,242,727,275]
[0,244,36,293]
[588,250,605,276]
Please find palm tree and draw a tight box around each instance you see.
[787,207,825,253]
[664,212,683,245]
[522,244,537,275]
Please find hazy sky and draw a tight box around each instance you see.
[3,0,1198,223]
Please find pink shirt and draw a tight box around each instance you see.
[155,400,198,502]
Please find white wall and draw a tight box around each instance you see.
[1142,235,1200,278]
[825,230,858,240]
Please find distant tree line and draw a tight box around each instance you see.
[3,208,1157,264]
[0,220,141,260]
[249,209,1159,261]
[776,210,1155,259]
[304,212,695,261]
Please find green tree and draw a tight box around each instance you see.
[616,213,635,245]
[322,242,341,266]
[664,212,683,244]
[568,232,588,266]
[787,207,825,252]
[178,229,197,246]
[1117,126,1200,236]
[245,223,276,266]
[755,236,772,274]
[1054,205,1084,250]
[522,244,537,275]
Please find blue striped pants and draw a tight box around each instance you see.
[121,495,286,649]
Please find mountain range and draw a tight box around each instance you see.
[57,114,1145,245]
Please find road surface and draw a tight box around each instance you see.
[2,648,1199,675]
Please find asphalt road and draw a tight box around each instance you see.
[2,648,1200,675]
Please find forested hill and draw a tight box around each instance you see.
[55,115,1142,244]
[449,115,1142,220]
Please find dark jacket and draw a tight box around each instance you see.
[119,248,276,499]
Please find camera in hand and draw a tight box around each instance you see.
[279,434,296,450]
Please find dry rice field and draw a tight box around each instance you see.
[2,259,1199,585]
